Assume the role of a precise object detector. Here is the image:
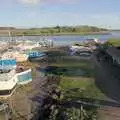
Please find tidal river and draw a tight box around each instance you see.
[0,31,120,46]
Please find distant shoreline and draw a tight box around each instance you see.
[0,25,111,36]
[0,31,111,37]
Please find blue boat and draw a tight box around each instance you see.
[28,51,46,60]
[0,59,16,70]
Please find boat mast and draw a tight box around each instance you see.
[8,31,12,48]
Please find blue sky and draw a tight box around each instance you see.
[0,0,120,29]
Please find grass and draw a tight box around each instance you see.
[60,76,105,100]
[83,81,105,99]
[49,55,105,99]
[51,57,95,77]
[44,50,105,100]
[106,38,120,47]
[48,54,105,119]
[60,76,91,90]
[34,50,106,120]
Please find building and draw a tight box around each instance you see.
[106,46,120,65]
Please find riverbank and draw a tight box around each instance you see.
[0,31,111,37]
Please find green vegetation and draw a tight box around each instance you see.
[105,38,120,47]
[46,50,105,99]
[60,77,90,90]
[50,106,97,120]
[54,57,105,99]
[45,50,105,120]
[0,26,109,36]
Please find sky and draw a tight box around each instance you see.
[0,0,120,29]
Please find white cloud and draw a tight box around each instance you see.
[18,0,40,5]
[17,0,78,5]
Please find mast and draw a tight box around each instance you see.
[8,31,12,48]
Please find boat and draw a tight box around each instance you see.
[0,69,17,96]
[0,59,32,97]
[1,50,29,62]
[16,67,32,85]
[28,51,46,61]
[15,40,41,51]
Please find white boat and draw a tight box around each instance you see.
[15,41,41,51]
[0,69,18,96]
[0,58,32,97]
[0,68,32,97]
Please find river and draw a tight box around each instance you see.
[0,32,120,46]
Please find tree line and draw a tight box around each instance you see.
[0,26,108,36]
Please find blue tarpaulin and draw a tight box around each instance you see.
[0,59,16,70]
[28,51,46,59]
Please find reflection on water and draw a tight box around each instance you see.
[0,32,120,46]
